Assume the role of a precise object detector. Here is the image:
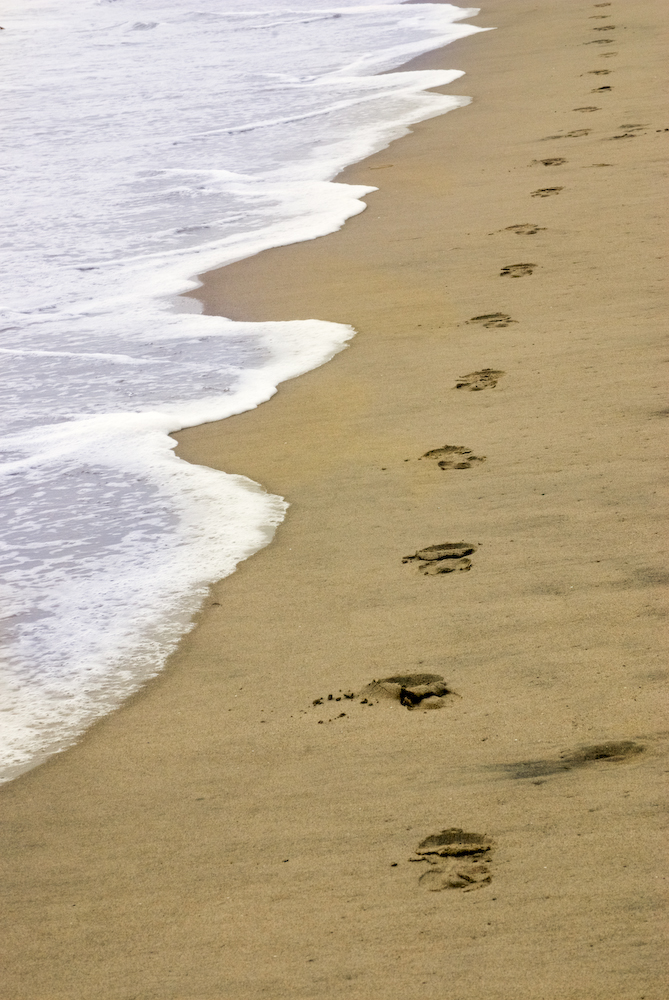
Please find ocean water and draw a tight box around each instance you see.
[0,0,484,781]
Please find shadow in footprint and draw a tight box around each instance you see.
[500,262,536,276]
[500,741,644,780]
[573,106,600,112]
[531,187,563,198]
[532,157,566,166]
[419,445,486,470]
[402,542,476,575]
[411,829,494,892]
[592,86,612,92]
[455,368,504,390]
[466,311,517,327]
[503,224,546,235]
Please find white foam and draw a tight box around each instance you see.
[0,0,486,780]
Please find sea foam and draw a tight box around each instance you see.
[0,0,485,780]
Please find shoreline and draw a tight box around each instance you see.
[2,2,667,997]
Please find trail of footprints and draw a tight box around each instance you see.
[308,0,657,900]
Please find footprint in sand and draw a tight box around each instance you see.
[592,25,616,31]
[592,85,612,92]
[573,106,600,112]
[584,38,615,45]
[466,311,517,327]
[419,444,486,470]
[501,741,645,781]
[531,187,563,198]
[411,829,494,892]
[542,129,591,140]
[502,223,545,235]
[310,673,455,716]
[402,542,476,575]
[362,673,453,710]
[500,262,536,277]
[607,124,648,139]
[531,157,566,166]
[588,69,612,75]
[455,368,504,390]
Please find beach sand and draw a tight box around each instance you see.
[1,1,667,997]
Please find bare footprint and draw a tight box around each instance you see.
[503,223,546,235]
[362,673,453,710]
[607,124,648,139]
[531,187,563,197]
[455,368,504,390]
[466,311,517,327]
[310,673,455,716]
[411,829,494,892]
[501,741,645,781]
[542,129,591,139]
[500,262,536,276]
[531,157,566,166]
[402,542,476,575]
[419,444,486,469]
[573,106,600,112]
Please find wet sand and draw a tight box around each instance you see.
[1,1,668,997]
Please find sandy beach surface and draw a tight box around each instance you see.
[2,1,668,997]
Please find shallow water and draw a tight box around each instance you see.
[0,0,483,780]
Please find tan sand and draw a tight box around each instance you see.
[1,1,667,997]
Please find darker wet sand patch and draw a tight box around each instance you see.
[500,741,645,781]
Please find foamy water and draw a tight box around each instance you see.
[0,0,484,780]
